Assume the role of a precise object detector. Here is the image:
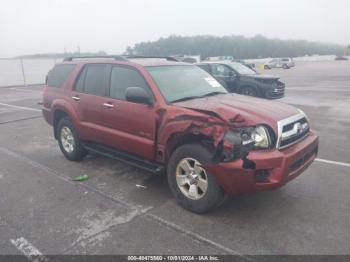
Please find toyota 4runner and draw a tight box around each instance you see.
[42,56,318,213]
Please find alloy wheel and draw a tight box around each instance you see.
[175,157,208,200]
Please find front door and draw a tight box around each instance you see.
[101,65,157,160]
[210,64,237,92]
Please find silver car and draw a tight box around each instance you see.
[264,57,295,69]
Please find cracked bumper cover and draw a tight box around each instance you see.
[205,130,318,194]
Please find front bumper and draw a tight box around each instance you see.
[264,82,285,99]
[206,131,318,194]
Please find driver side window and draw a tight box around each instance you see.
[109,66,153,101]
[210,64,232,77]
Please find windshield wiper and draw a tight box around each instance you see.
[171,96,203,103]
[171,91,227,103]
[200,91,227,97]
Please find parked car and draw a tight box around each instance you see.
[264,57,295,69]
[43,56,318,213]
[205,56,255,69]
[196,61,285,99]
[234,59,256,69]
[335,55,348,61]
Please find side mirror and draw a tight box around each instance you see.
[125,87,153,105]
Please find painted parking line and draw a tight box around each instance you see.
[10,237,48,262]
[0,102,41,112]
[315,158,350,168]
[10,87,43,92]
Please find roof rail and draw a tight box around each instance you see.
[63,55,127,62]
[124,55,179,62]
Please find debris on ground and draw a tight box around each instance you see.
[136,184,147,189]
[72,174,89,182]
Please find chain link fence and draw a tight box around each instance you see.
[0,58,62,87]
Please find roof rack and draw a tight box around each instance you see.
[124,55,179,62]
[63,55,127,62]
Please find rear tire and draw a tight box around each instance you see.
[264,65,270,70]
[57,117,88,161]
[167,144,225,213]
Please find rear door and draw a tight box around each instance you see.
[101,65,157,160]
[70,63,110,143]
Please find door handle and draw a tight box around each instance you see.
[103,102,114,108]
[72,96,80,101]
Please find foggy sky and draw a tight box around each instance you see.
[0,0,349,57]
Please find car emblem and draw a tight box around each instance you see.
[294,122,302,134]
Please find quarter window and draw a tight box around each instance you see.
[110,66,151,100]
[47,64,75,88]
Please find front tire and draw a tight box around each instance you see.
[264,65,270,70]
[240,86,258,97]
[167,144,225,213]
[282,64,289,69]
[57,117,87,161]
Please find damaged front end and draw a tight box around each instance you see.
[157,105,319,195]
[214,125,273,165]
[158,106,275,174]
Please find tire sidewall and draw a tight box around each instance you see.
[57,117,86,161]
[241,86,258,97]
[167,144,224,213]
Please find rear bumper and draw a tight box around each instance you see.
[206,131,318,194]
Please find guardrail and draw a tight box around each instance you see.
[0,58,61,87]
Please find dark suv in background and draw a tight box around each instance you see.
[197,61,285,99]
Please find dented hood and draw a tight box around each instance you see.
[173,93,300,130]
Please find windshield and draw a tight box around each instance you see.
[228,62,256,75]
[147,65,228,103]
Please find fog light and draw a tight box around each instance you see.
[254,169,271,183]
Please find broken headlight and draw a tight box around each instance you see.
[251,125,271,149]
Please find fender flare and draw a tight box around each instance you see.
[51,100,81,138]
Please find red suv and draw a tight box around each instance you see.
[42,56,318,213]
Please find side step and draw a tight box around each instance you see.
[84,142,165,174]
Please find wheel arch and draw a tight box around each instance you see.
[239,84,261,97]
[53,109,69,139]
[165,133,215,164]
[50,98,81,139]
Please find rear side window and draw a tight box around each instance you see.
[83,64,108,96]
[110,66,151,100]
[47,64,75,87]
[74,67,86,92]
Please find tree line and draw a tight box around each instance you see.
[125,35,346,59]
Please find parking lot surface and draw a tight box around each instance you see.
[0,60,349,256]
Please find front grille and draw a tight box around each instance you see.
[277,114,310,149]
